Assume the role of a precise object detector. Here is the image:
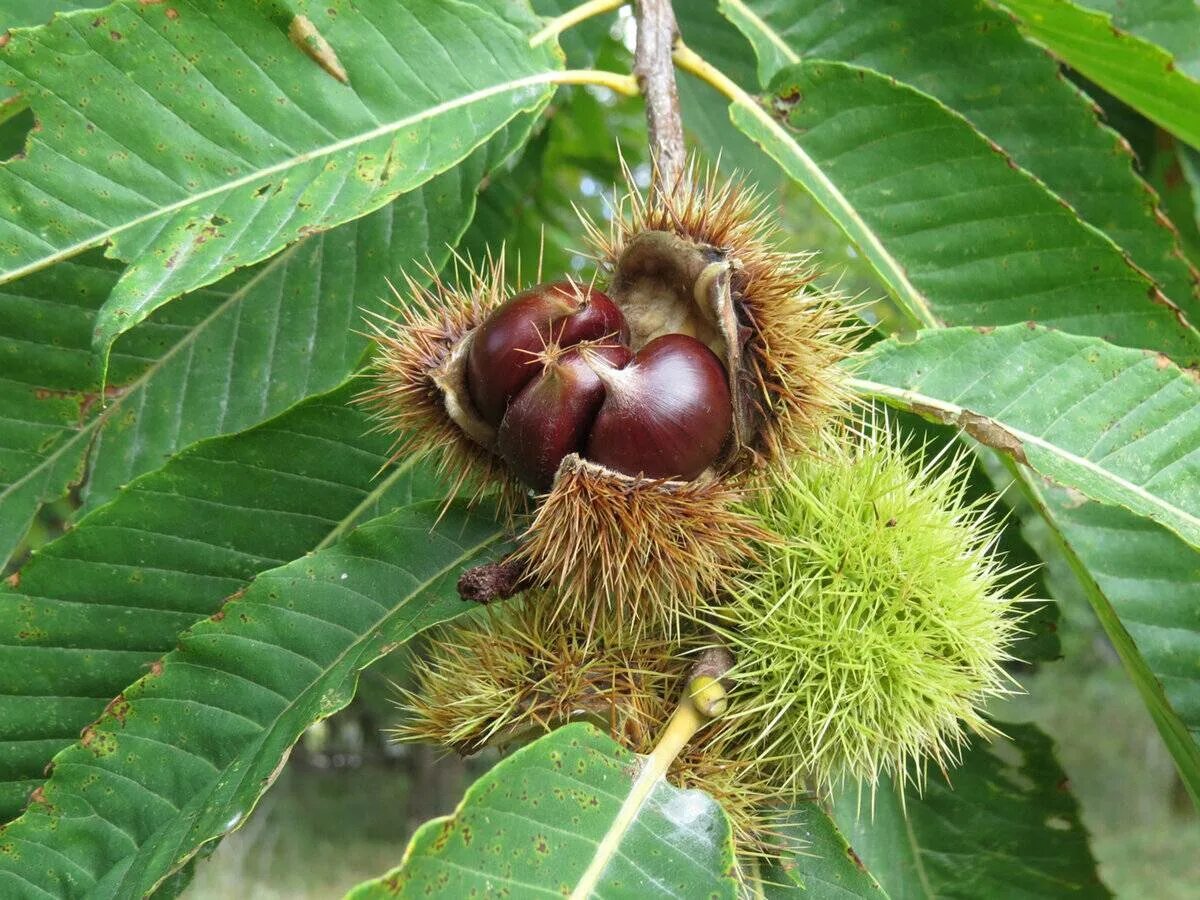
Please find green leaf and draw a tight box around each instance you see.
[1145,135,1200,271]
[996,0,1200,148]
[0,498,507,898]
[1181,144,1200,244]
[759,804,887,898]
[0,0,560,375]
[0,251,129,569]
[675,2,785,187]
[0,381,446,823]
[0,121,528,568]
[716,0,1200,327]
[1022,484,1200,805]
[1074,0,1200,79]
[833,722,1110,898]
[0,2,94,30]
[349,723,738,899]
[716,57,1200,363]
[851,324,1200,551]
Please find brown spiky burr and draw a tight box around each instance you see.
[512,455,768,635]
[359,256,523,514]
[362,162,856,630]
[393,597,802,873]
[580,160,858,466]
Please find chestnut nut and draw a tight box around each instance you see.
[465,282,732,491]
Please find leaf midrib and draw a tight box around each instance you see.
[0,71,560,285]
[848,375,1200,540]
[713,63,940,328]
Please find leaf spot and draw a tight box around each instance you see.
[288,14,349,84]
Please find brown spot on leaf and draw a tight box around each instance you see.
[103,693,131,725]
[960,411,1028,464]
[260,747,292,791]
[1163,160,1184,190]
[288,14,349,84]
[1147,286,1191,329]
[846,845,866,871]
[4,571,18,589]
[910,403,1028,465]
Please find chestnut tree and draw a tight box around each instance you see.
[0,0,1197,897]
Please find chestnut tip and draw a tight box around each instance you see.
[465,281,627,426]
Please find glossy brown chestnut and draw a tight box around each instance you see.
[466,282,628,426]
[586,334,732,481]
[497,343,633,491]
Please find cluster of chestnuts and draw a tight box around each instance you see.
[364,169,854,626]
[467,281,732,490]
[372,168,1025,872]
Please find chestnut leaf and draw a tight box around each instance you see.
[0,0,561,383]
[997,0,1200,147]
[852,325,1200,557]
[0,380,447,826]
[0,128,530,571]
[710,0,1199,318]
[0,490,508,897]
[831,723,1109,899]
[348,723,740,900]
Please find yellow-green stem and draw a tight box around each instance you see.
[672,41,940,330]
[554,68,640,97]
[569,675,725,899]
[531,0,627,48]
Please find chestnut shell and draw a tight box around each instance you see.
[465,282,627,426]
[586,334,732,481]
[497,343,633,491]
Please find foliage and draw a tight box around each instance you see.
[0,0,1196,897]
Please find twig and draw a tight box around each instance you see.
[634,0,686,193]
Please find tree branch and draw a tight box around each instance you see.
[634,0,685,193]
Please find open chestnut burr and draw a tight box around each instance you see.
[364,169,853,628]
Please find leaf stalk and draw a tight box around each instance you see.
[569,671,727,899]
[530,0,627,48]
